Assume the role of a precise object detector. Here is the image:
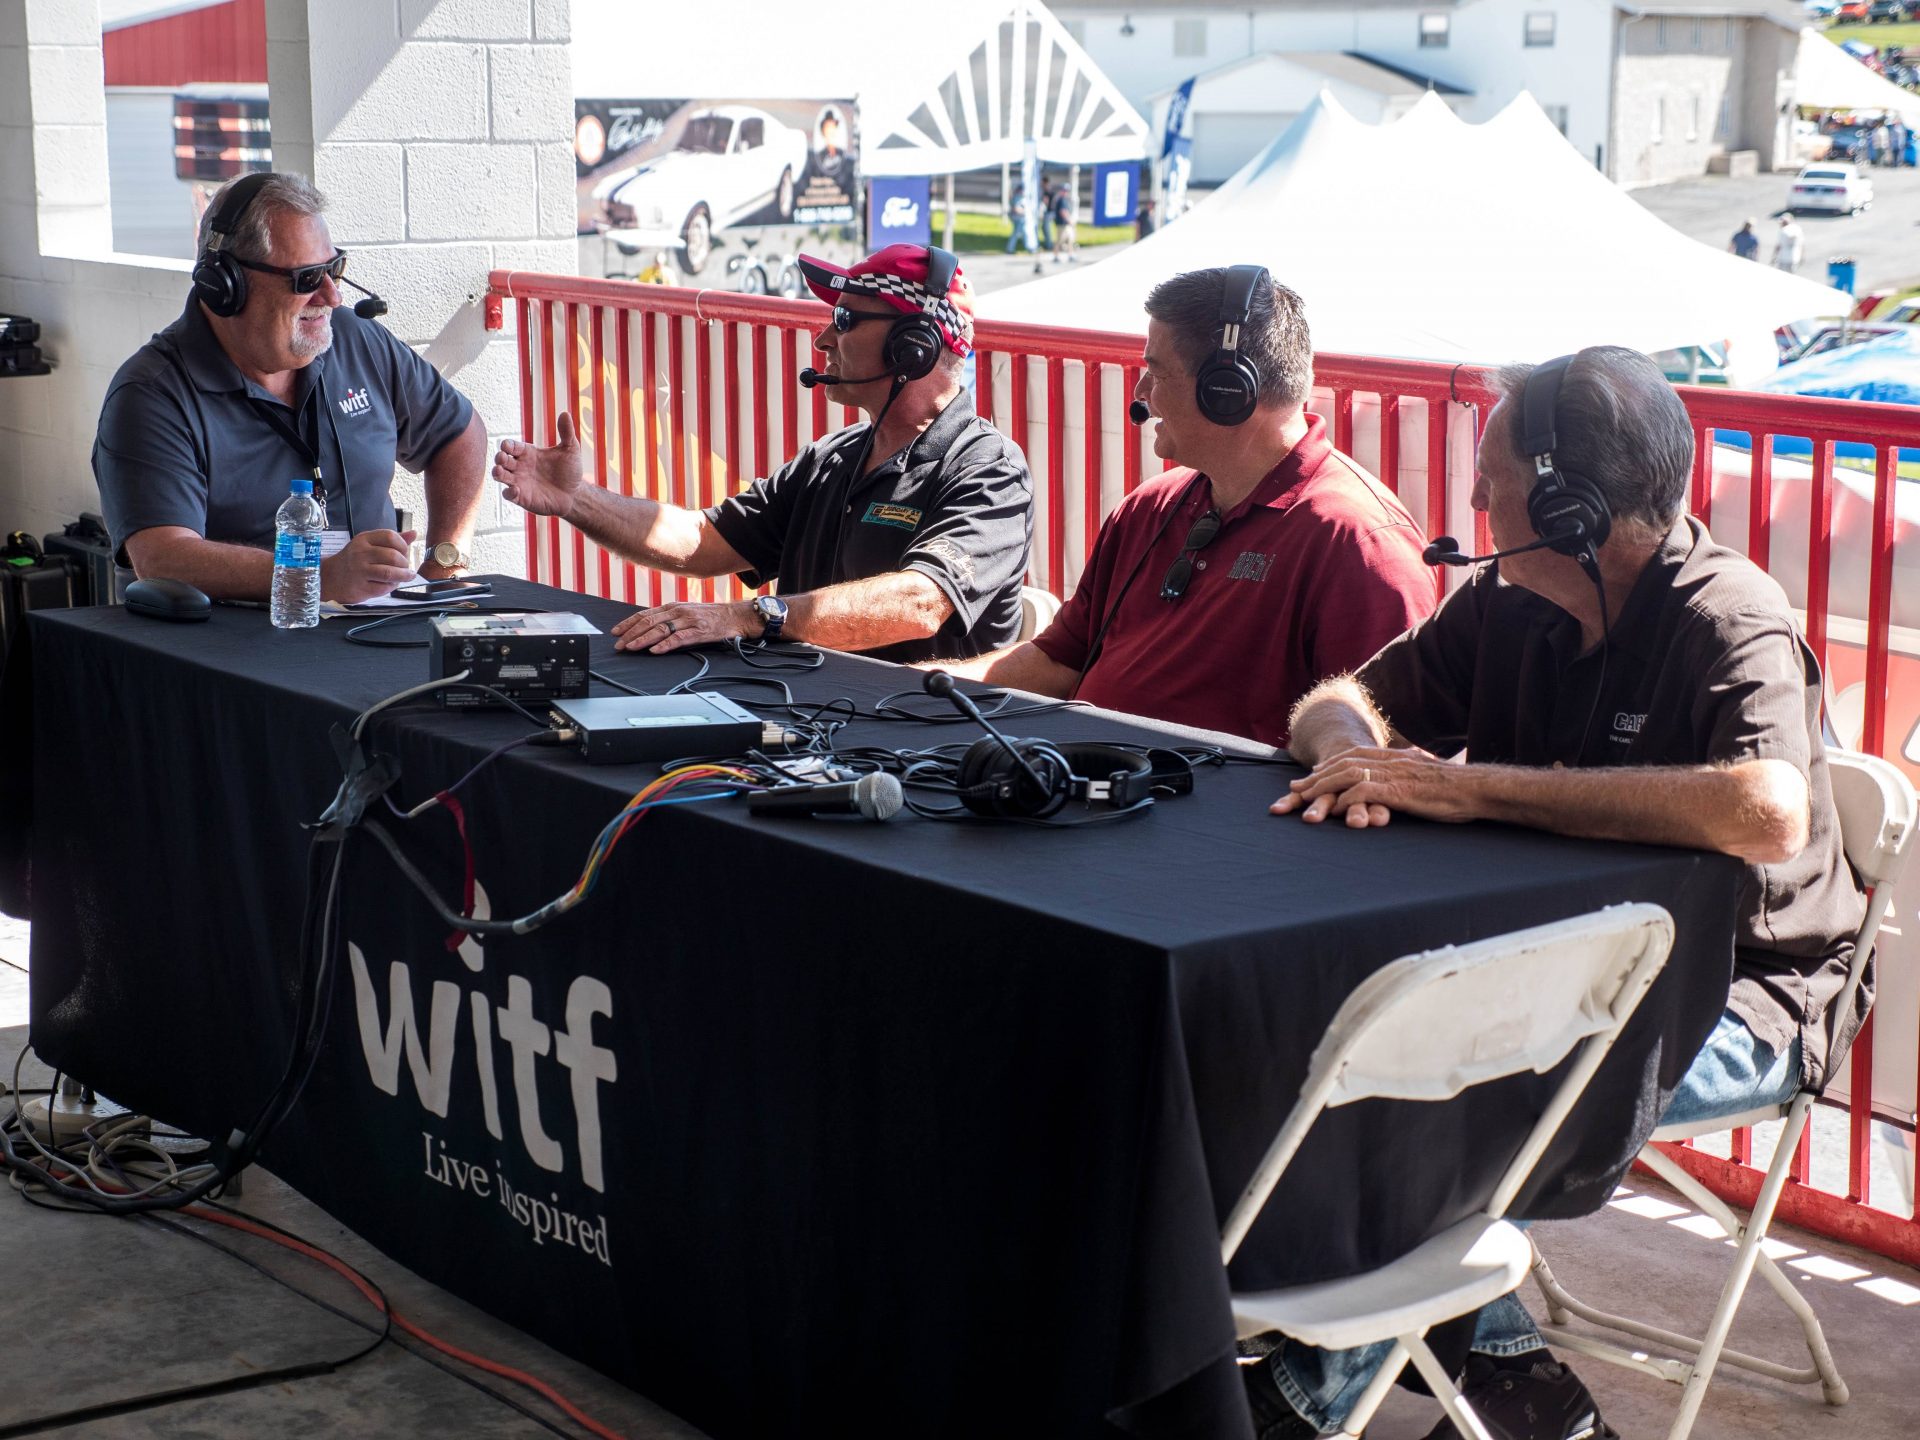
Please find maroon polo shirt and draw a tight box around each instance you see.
[1031,415,1436,745]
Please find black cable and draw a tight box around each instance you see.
[588,667,648,696]
[342,604,552,647]
[1575,560,1612,762]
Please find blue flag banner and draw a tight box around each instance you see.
[1161,78,1194,160]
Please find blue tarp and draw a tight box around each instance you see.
[1715,328,1920,461]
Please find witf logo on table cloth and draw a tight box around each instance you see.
[337,387,372,417]
[862,502,922,530]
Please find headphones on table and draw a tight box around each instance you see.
[1193,263,1268,426]
[191,172,277,319]
[1518,353,1612,569]
[880,245,961,382]
[952,737,1194,821]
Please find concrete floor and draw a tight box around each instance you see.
[5,931,1919,1438]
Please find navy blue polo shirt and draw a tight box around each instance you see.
[92,296,473,559]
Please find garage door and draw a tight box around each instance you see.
[1189,111,1296,184]
[107,90,198,259]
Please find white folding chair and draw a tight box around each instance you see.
[1531,749,1917,1440]
[1224,904,1676,1440]
[1017,584,1061,642]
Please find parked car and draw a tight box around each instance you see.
[591,105,809,274]
[1788,162,1874,214]
[1777,320,1920,365]
[1803,0,1840,15]
[1867,0,1909,19]
[1836,0,1873,18]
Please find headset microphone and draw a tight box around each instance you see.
[799,367,893,388]
[923,670,1052,795]
[1128,399,1150,425]
[340,274,388,320]
[1422,534,1562,568]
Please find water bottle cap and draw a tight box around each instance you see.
[291,479,313,494]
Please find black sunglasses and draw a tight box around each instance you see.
[832,304,897,333]
[1160,508,1223,601]
[236,250,350,294]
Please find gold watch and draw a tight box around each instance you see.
[429,541,471,570]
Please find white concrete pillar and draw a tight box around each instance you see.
[264,0,578,577]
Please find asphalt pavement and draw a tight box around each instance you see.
[1631,162,1920,296]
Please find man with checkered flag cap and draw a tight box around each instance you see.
[493,243,1033,663]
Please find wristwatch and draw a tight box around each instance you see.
[429,541,472,571]
[750,594,788,640]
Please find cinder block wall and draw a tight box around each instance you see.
[0,0,576,577]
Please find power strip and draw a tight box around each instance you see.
[19,1093,142,1148]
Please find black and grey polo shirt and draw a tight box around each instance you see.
[92,296,474,560]
[1357,516,1868,1088]
[705,392,1033,664]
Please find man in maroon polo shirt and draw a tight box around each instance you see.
[930,266,1435,746]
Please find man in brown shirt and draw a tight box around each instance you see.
[1249,346,1866,1440]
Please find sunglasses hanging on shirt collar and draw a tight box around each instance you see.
[1160,508,1224,600]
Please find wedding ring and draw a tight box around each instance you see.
[1362,767,1371,783]
[665,620,676,634]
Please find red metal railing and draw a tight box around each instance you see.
[487,272,1920,1264]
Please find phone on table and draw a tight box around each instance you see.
[394,578,493,602]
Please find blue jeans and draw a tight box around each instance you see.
[1266,1009,1802,1432]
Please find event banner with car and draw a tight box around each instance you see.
[576,97,860,280]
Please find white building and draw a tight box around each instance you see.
[1056,0,1806,186]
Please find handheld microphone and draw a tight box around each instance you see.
[799,367,890,388]
[747,772,902,821]
[1422,534,1561,568]
[1128,400,1150,425]
[923,669,1052,797]
[341,275,388,320]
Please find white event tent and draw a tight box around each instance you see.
[571,0,1149,176]
[981,92,1850,378]
[1795,27,1918,118]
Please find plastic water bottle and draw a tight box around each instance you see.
[270,478,324,629]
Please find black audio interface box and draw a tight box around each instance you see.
[429,613,592,706]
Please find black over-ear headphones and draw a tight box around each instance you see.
[954,738,1193,820]
[1519,354,1612,565]
[880,245,961,383]
[191,172,277,319]
[1193,264,1268,427]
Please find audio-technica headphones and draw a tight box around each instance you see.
[191,172,277,319]
[1193,264,1268,427]
[1518,354,1612,566]
[953,738,1193,821]
[878,245,961,383]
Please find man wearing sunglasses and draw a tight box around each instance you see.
[928,268,1434,747]
[494,244,1032,662]
[93,172,487,604]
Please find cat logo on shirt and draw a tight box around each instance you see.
[862,502,922,530]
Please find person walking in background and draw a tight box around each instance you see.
[1038,176,1056,251]
[1773,216,1804,273]
[1051,181,1078,264]
[1729,219,1760,260]
[1005,183,1032,254]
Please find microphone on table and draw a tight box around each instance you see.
[799,367,891,388]
[748,772,903,821]
[340,274,388,320]
[1128,400,1150,425]
[922,669,1052,797]
[1422,534,1561,568]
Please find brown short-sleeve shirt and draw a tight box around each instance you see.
[1357,517,1867,1087]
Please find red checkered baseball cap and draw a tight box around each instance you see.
[796,244,975,358]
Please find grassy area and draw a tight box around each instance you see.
[929,207,1134,253]
[1823,20,1920,47]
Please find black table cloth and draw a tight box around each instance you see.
[6,578,1741,1439]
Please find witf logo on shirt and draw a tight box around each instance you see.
[338,387,372,417]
